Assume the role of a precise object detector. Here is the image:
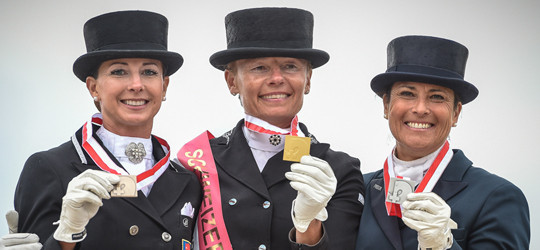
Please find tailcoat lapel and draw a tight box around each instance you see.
[71,126,174,229]
[432,150,471,201]
[147,138,186,216]
[369,171,403,250]
[212,120,271,200]
[366,150,472,250]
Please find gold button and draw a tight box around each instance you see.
[129,225,139,236]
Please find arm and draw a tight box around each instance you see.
[463,182,530,249]
[15,152,120,249]
[15,152,67,247]
[288,155,364,249]
[322,155,364,249]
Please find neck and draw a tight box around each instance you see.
[395,142,445,162]
[102,121,152,139]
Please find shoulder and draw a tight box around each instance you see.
[24,140,77,171]
[465,165,526,198]
[322,147,360,170]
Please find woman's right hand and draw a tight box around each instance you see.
[53,170,119,243]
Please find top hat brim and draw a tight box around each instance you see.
[371,72,479,104]
[73,50,183,82]
[209,47,329,70]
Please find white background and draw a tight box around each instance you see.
[1,0,538,247]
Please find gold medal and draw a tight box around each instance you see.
[111,175,138,197]
[283,135,311,162]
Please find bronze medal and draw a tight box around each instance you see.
[111,175,138,197]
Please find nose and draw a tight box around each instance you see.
[128,74,144,92]
[412,98,430,116]
[268,67,284,85]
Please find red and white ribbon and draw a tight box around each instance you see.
[384,141,453,217]
[81,113,170,191]
[244,115,299,136]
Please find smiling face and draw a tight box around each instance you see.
[86,58,169,138]
[384,81,462,161]
[225,57,312,128]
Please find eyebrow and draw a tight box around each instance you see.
[399,85,448,93]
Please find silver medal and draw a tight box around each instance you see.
[386,177,417,204]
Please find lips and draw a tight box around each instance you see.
[406,122,433,129]
[122,99,148,106]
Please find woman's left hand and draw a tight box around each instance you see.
[402,192,457,250]
[286,156,337,233]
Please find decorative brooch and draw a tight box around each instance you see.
[125,142,146,164]
[269,134,282,146]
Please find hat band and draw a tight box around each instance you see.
[387,64,464,79]
[228,39,312,49]
[93,42,167,52]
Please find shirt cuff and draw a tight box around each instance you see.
[288,224,329,250]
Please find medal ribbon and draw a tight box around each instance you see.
[177,131,233,250]
[383,141,453,217]
[244,115,299,136]
[81,113,170,191]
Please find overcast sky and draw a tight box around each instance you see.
[1,0,538,246]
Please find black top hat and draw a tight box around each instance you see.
[371,35,479,104]
[209,7,329,70]
[73,10,183,82]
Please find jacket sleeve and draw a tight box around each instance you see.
[14,152,68,250]
[452,181,530,249]
[322,154,365,249]
[288,153,364,250]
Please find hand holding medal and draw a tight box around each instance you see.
[286,156,337,233]
[401,192,457,250]
[53,169,119,243]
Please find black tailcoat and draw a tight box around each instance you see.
[356,149,530,249]
[210,120,364,249]
[15,125,202,250]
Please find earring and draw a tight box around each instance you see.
[162,96,167,101]
[304,89,310,94]
[384,114,388,119]
[93,96,98,102]
[453,123,457,127]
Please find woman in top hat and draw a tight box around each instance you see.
[355,35,530,249]
[182,7,363,250]
[9,10,201,250]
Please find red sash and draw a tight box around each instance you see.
[384,141,453,217]
[177,131,232,250]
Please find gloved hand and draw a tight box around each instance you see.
[0,210,42,250]
[401,192,458,250]
[285,156,337,233]
[53,169,119,243]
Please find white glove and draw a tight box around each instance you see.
[0,210,42,250]
[53,169,119,243]
[401,192,458,250]
[285,156,337,233]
